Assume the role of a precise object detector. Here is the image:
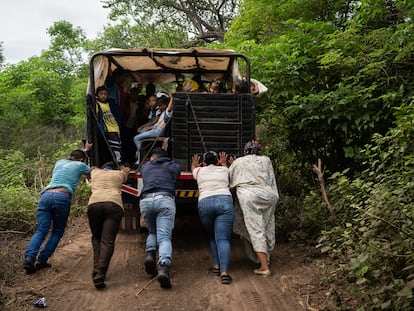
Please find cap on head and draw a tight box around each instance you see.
[156,92,170,105]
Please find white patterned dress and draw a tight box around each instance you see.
[229,154,279,260]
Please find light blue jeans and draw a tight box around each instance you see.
[198,195,234,273]
[140,194,176,265]
[24,191,72,263]
[133,125,164,151]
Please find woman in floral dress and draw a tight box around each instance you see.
[229,140,279,276]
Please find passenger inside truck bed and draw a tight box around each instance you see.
[231,79,249,94]
[209,79,224,93]
[121,87,147,165]
[133,92,173,165]
[136,94,161,134]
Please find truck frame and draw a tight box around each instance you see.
[86,47,257,230]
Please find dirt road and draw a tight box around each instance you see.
[5,214,333,311]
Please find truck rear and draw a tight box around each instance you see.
[86,48,257,230]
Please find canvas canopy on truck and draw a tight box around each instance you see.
[87,47,251,96]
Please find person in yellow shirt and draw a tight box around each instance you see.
[95,86,123,164]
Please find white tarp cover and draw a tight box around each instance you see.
[88,47,246,95]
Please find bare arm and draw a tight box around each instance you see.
[121,166,131,182]
[85,141,93,150]
[167,90,175,113]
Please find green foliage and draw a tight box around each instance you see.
[225,1,414,307]
[0,0,413,307]
[46,20,89,70]
[0,149,38,232]
[102,0,238,45]
[316,99,414,309]
[0,41,4,70]
[0,143,91,232]
[90,19,189,51]
[0,58,82,130]
[226,0,414,175]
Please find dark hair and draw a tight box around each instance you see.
[233,79,249,94]
[70,150,86,161]
[244,139,262,155]
[137,94,147,104]
[146,83,156,96]
[203,151,218,165]
[96,85,108,95]
[112,68,126,77]
[150,147,168,158]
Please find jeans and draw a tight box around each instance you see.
[24,191,72,263]
[133,126,164,151]
[198,195,234,273]
[87,202,124,277]
[140,194,176,265]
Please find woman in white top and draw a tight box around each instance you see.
[191,151,234,284]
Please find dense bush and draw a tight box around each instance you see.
[316,100,414,309]
[0,139,91,233]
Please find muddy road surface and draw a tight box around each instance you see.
[5,213,332,311]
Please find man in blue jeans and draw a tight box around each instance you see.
[23,143,92,274]
[139,147,180,288]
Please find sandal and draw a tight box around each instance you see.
[208,267,220,276]
[220,274,232,285]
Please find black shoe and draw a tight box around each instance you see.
[23,259,36,275]
[157,263,171,289]
[144,251,157,276]
[94,281,107,290]
[35,261,52,270]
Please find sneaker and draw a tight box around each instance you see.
[157,263,171,289]
[35,261,52,270]
[23,259,36,275]
[93,272,106,290]
[94,281,107,290]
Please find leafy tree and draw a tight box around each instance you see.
[226,0,414,174]
[316,98,414,309]
[0,42,4,70]
[88,19,189,52]
[225,0,414,308]
[102,0,239,46]
[45,20,89,72]
[0,21,91,155]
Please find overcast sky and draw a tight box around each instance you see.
[0,0,110,64]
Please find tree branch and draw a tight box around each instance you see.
[312,159,336,219]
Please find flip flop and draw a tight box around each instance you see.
[220,274,232,284]
[208,267,220,276]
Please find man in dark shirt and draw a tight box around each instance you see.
[139,147,180,288]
